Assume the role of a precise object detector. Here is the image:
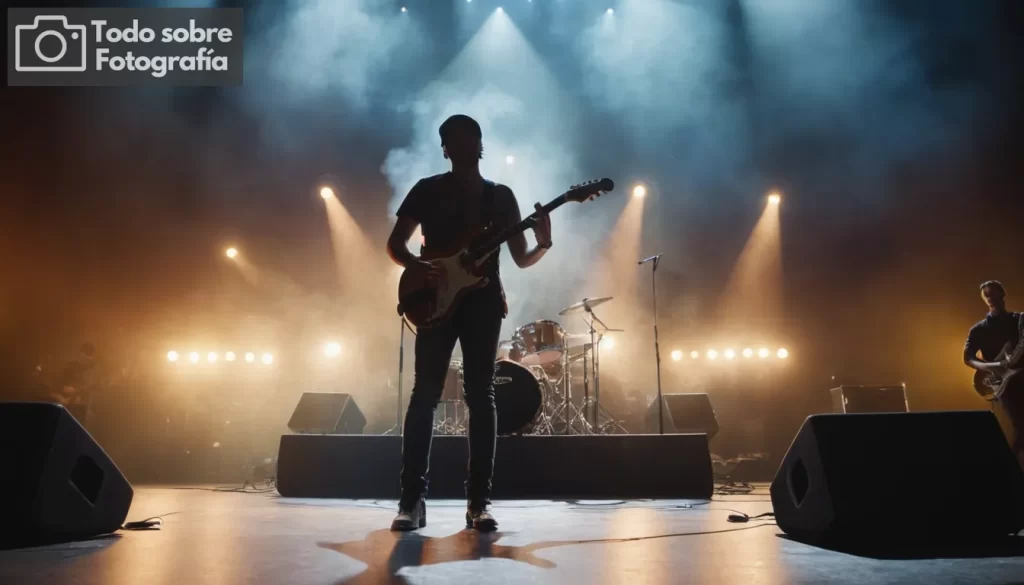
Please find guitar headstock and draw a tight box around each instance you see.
[565,178,614,203]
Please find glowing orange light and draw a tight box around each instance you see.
[225,247,238,259]
[320,187,334,200]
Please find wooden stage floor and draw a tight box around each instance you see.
[2,485,1023,585]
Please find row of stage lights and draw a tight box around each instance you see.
[166,342,347,366]
[167,351,274,365]
[221,186,778,260]
[669,347,790,362]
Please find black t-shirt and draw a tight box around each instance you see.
[396,173,518,276]
[964,312,1022,362]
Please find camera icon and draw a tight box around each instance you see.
[15,15,87,72]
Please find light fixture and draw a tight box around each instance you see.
[261,353,274,365]
[167,351,179,363]
[632,184,647,198]
[758,348,770,359]
[207,352,218,363]
[724,348,736,360]
[245,352,256,363]
[670,350,682,362]
[225,247,238,259]
[777,348,789,359]
[742,348,753,358]
[225,351,236,362]
[189,352,200,363]
[320,186,334,200]
[324,341,342,358]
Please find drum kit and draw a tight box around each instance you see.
[433,296,629,436]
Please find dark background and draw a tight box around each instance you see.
[1,0,1022,481]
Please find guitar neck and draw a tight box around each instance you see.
[467,195,567,262]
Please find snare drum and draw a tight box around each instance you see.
[513,320,566,366]
[493,360,543,435]
[496,340,524,363]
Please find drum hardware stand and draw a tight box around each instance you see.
[546,340,593,435]
[639,253,665,434]
[579,304,628,434]
[433,400,466,435]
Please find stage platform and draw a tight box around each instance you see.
[277,433,716,500]
[2,485,1023,585]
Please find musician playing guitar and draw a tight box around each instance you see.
[964,280,1024,469]
[386,114,552,532]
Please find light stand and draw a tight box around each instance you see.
[639,253,664,434]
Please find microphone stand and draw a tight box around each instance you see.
[639,254,664,434]
[385,316,413,436]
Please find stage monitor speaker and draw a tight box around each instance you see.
[830,385,908,413]
[645,393,719,439]
[771,411,1024,544]
[288,392,366,435]
[0,402,134,547]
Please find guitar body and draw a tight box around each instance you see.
[973,314,1024,401]
[974,359,1023,401]
[397,240,493,328]
[394,178,615,328]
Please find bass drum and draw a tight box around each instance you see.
[493,360,543,435]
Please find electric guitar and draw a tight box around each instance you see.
[397,178,614,328]
[973,314,1024,401]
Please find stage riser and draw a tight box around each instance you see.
[277,434,714,500]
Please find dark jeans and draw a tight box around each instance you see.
[400,281,504,507]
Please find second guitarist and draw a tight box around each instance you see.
[964,280,1024,470]
[386,114,552,532]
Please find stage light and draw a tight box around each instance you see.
[742,348,753,358]
[225,351,236,362]
[320,186,334,200]
[167,351,179,363]
[225,247,238,259]
[632,184,647,198]
[707,349,718,360]
[777,348,789,359]
[324,341,342,358]
[690,350,699,359]
[261,353,274,365]
[207,352,218,363]
[189,352,200,363]
[768,191,781,205]
[496,6,503,12]
[401,6,407,12]
[245,352,256,363]
[505,155,515,165]
[607,8,614,15]
[725,348,736,360]
[671,350,682,362]
[758,348,770,359]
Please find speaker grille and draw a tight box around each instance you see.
[70,455,103,505]
[789,458,809,507]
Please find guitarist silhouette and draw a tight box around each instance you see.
[964,280,1024,470]
[385,114,552,533]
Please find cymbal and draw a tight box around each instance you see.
[558,296,613,316]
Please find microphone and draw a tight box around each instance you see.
[638,253,663,265]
